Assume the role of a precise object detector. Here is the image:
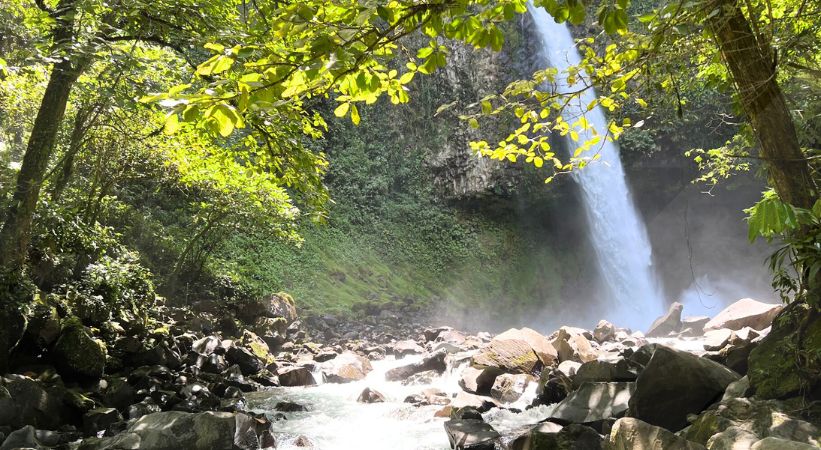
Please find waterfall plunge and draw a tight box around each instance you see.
[528,5,664,330]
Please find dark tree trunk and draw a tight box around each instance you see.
[707,0,818,209]
[0,0,88,275]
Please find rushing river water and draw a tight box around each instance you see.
[246,354,547,450]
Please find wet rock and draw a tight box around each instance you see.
[275,401,307,412]
[551,327,597,363]
[452,406,484,420]
[385,351,447,381]
[321,351,372,383]
[83,407,123,436]
[509,424,603,450]
[459,367,500,395]
[52,317,107,380]
[444,419,500,450]
[490,373,535,403]
[628,345,740,432]
[493,328,558,367]
[226,346,263,375]
[401,370,440,386]
[721,376,751,401]
[607,417,706,450]
[294,435,314,447]
[704,298,782,331]
[557,360,582,377]
[593,320,616,343]
[393,340,425,357]
[126,398,161,420]
[646,302,683,337]
[549,382,634,427]
[81,410,274,450]
[681,316,710,335]
[192,336,221,357]
[472,339,539,374]
[683,397,819,448]
[357,387,386,403]
[748,301,820,399]
[278,366,317,387]
[0,376,71,430]
[534,373,570,406]
[450,392,500,413]
[573,359,638,388]
[751,437,819,449]
[0,425,42,450]
[703,328,733,351]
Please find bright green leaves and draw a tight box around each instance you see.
[205,103,244,137]
[417,42,449,74]
[597,0,630,35]
[744,190,821,242]
[536,0,588,25]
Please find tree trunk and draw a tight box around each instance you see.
[0,0,87,275]
[706,0,818,209]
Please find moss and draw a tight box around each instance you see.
[748,302,821,400]
[52,317,107,380]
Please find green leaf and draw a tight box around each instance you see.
[334,102,350,118]
[163,113,180,135]
[350,104,361,125]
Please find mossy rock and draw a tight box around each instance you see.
[748,302,821,399]
[52,317,107,381]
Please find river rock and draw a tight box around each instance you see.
[226,346,263,375]
[646,302,683,337]
[628,345,740,432]
[459,367,500,395]
[472,339,539,374]
[0,376,73,430]
[703,328,733,351]
[322,351,372,383]
[494,327,558,367]
[79,410,275,450]
[358,387,386,403]
[490,373,535,403]
[751,437,819,449]
[444,419,499,450]
[278,366,317,387]
[704,298,782,331]
[393,340,425,357]
[52,317,107,380]
[681,316,710,335]
[450,392,500,412]
[192,336,220,357]
[549,382,635,427]
[83,407,123,436]
[551,327,597,363]
[385,351,447,381]
[573,359,638,388]
[509,423,604,450]
[593,320,616,343]
[683,397,819,448]
[535,372,571,406]
[557,360,582,377]
[607,417,706,450]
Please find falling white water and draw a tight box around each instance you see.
[528,4,664,330]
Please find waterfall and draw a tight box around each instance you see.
[528,4,664,330]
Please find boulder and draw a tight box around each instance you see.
[628,345,740,432]
[593,320,616,343]
[535,373,571,406]
[357,388,386,403]
[703,329,733,351]
[239,292,298,325]
[459,367,500,395]
[751,437,819,450]
[83,407,123,436]
[80,411,275,450]
[509,424,604,450]
[607,417,706,450]
[0,376,72,430]
[321,351,373,383]
[192,336,221,357]
[450,392,500,412]
[549,382,635,426]
[573,359,638,388]
[385,351,447,382]
[278,366,317,387]
[52,317,107,380]
[494,328,558,367]
[226,346,263,375]
[646,302,683,337]
[393,340,425,358]
[490,373,535,403]
[683,397,819,448]
[0,305,26,374]
[748,301,820,399]
[551,327,597,363]
[704,298,782,331]
[444,419,499,450]
[472,339,539,374]
[557,361,582,377]
[681,316,710,334]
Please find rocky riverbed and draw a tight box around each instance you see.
[0,295,819,449]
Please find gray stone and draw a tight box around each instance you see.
[552,327,597,363]
[704,299,782,332]
[646,302,683,337]
[509,424,603,450]
[490,373,534,403]
[628,345,739,432]
[444,419,499,450]
[278,366,317,387]
[593,320,616,343]
[751,437,819,450]
[573,359,638,388]
[321,351,372,383]
[458,367,500,395]
[607,418,706,450]
[703,329,733,351]
[550,382,635,425]
[385,351,447,381]
[357,387,385,403]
